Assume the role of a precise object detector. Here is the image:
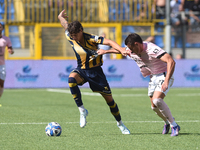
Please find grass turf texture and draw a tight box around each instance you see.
[0,88,200,150]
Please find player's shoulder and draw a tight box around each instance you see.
[1,35,10,42]
[84,32,102,43]
[145,41,165,56]
[2,35,9,39]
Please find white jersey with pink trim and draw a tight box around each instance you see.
[127,41,167,77]
[0,35,12,65]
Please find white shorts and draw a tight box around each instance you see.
[148,72,174,97]
[0,65,6,80]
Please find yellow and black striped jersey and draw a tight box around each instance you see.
[65,30,104,69]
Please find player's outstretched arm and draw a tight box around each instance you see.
[102,38,128,56]
[58,10,68,30]
[97,48,120,55]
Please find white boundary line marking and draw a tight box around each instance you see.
[46,88,200,97]
[0,120,199,125]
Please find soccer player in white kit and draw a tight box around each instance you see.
[0,23,14,98]
[97,33,180,136]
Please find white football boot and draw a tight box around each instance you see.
[117,122,131,134]
[80,109,88,128]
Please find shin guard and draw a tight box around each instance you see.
[107,100,121,122]
[68,77,83,107]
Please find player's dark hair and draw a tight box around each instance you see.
[125,33,143,46]
[68,21,83,34]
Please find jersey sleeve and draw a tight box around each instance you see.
[6,37,12,47]
[65,30,71,40]
[89,35,104,44]
[148,43,166,59]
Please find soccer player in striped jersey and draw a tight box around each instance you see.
[0,23,14,100]
[97,33,180,136]
[58,10,130,134]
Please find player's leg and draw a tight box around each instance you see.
[149,73,180,136]
[0,65,6,98]
[150,96,169,122]
[152,91,180,136]
[87,66,130,134]
[150,95,171,134]
[101,94,130,134]
[68,72,88,128]
[0,79,4,98]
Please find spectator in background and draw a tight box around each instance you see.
[180,0,194,11]
[98,32,112,60]
[170,0,189,47]
[189,0,200,29]
[180,0,194,21]
[170,0,182,27]
[0,23,14,99]
[176,54,183,59]
[153,0,166,19]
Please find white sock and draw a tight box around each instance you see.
[165,120,170,125]
[78,105,85,113]
[151,106,168,123]
[170,121,178,127]
[117,120,123,125]
[153,98,174,123]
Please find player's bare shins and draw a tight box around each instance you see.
[68,72,84,84]
[101,93,114,103]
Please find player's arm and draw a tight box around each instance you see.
[8,46,14,54]
[58,10,68,30]
[159,53,176,91]
[97,48,121,55]
[102,38,128,56]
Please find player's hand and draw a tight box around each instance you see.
[97,49,106,55]
[161,82,168,92]
[58,10,68,19]
[121,49,130,56]
[8,49,14,54]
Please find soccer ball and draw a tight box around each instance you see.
[45,122,62,136]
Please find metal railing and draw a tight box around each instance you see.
[0,0,160,24]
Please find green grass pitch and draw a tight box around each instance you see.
[0,88,200,150]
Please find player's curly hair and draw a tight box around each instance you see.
[125,33,143,46]
[67,21,83,34]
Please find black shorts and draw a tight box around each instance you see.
[71,66,111,95]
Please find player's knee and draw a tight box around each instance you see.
[68,77,77,87]
[68,77,76,83]
[151,106,157,111]
[152,98,163,107]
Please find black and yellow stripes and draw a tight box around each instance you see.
[68,77,83,107]
[65,31,104,69]
[107,100,121,122]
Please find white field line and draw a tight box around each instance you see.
[46,89,200,97]
[0,120,200,125]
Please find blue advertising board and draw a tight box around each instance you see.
[4,59,200,88]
